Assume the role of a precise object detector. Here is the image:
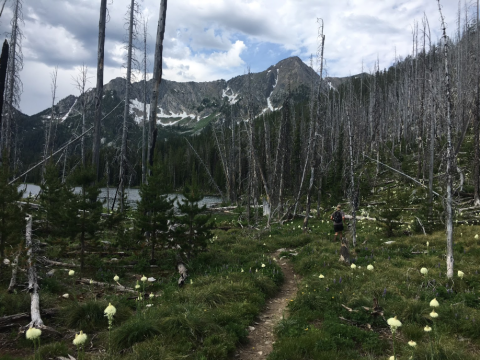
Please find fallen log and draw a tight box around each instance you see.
[0,308,58,330]
[76,278,137,293]
[37,257,80,268]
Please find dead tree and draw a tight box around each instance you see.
[475,0,480,206]
[148,0,168,171]
[0,40,9,150]
[73,65,90,166]
[1,0,23,161]
[141,16,149,184]
[41,66,58,183]
[119,0,138,213]
[303,18,325,231]
[25,215,44,328]
[92,0,107,179]
[438,0,455,279]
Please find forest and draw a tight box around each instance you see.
[0,0,480,359]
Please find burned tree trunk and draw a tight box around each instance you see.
[92,0,107,179]
[25,215,44,328]
[438,0,455,279]
[0,40,9,140]
[119,0,136,213]
[148,0,168,172]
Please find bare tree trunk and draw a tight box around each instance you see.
[92,0,107,179]
[148,0,168,171]
[42,67,58,183]
[438,0,455,279]
[475,0,480,206]
[142,18,148,185]
[304,20,324,230]
[119,0,135,213]
[0,40,9,149]
[25,215,44,328]
[346,106,357,247]
[7,248,19,293]
[2,0,21,161]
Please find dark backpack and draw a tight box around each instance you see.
[333,211,342,223]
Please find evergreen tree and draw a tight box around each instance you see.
[0,159,24,258]
[174,181,214,258]
[66,166,103,271]
[38,163,70,236]
[135,163,174,261]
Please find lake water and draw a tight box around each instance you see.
[18,184,222,209]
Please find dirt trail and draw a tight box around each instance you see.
[234,249,299,359]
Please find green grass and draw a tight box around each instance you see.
[265,210,480,360]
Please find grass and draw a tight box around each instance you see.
[1,181,480,359]
[265,208,480,359]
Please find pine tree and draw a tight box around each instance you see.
[135,163,174,261]
[38,163,70,236]
[0,157,24,258]
[174,181,214,258]
[66,166,102,271]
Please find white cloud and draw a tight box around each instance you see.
[164,40,247,81]
[3,0,462,114]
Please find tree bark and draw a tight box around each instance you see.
[0,40,9,141]
[119,0,135,213]
[92,0,107,179]
[148,0,168,172]
[438,0,455,279]
[7,249,19,293]
[25,215,44,328]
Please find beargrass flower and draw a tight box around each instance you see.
[113,275,119,282]
[62,293,69,299]
[424,325,432,332]
[408,340,417,347]
[104,303,116,317]
[367,264,374,271]
[430,298,439,308]
[26,327,42,340]
[241,268,244,272]
[420,267,428,275]
[458,270,464,279]
[69,270,75,276]
[73,331,87,346]
[319,274,324,278]
[262,263,266,268]
[149,293,154,299]
[430,309,439,318]
[351,263,357,269]
[135,281,140,290]
[387,316,402,331]
[475,234,479,239]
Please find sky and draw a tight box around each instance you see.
[0,0,463,115]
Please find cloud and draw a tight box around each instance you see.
[1,0,461,114]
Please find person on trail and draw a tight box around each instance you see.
[330,205,345,242]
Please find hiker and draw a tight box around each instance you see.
[330,205,345,242]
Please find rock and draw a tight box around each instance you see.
[248,326,255,332]
[46,269,56,277]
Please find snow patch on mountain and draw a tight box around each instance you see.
[222,87,239,105]
[261,68,280,115]
[61,99,77,122]
[130,98,150,124]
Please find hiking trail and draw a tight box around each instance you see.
[234,249,299,359]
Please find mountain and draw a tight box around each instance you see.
[32,56,319,129]
[14,56,351,181]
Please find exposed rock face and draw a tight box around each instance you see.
[30,56,357,131]
[54,56,322,127]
